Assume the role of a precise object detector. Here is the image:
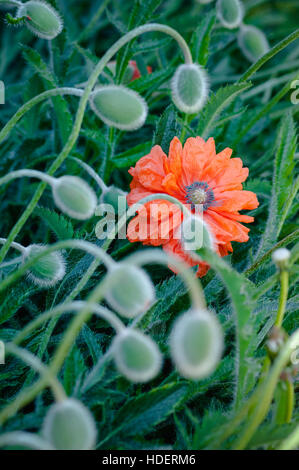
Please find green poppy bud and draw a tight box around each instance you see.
[17,1,63,40]
[104,264,155,318]
[171,63,209,114]
[23,244,65,287]
[112,329,162,382]
[100,186,127,213]
[170,309,223,380]
[52,176,97,220]
[216,0,243,29]
[42,399,97,450]
[272,248,290,271]
[179,215,214,255]
[89,85,148,131]
[238,24,270,63]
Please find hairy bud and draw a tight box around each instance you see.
[52,176,97,220]
[42,399,97,450]
[216,0,243,30]
[112,329,162,382]
[171,63,209,114]
[272,248,290,271]
[17,1,63,40]
[238,24,270,62]
[170,309,223,380]
[89,85,148,130]
[104,264,155,318]
[23,244,65,287]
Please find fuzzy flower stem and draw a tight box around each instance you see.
[71,157,108,192]
[0,88,84,144]
[0,237,26,254]
[0,169,56,187]
[239,29,299,82]
[0,432,53,450]
[0,24,192,264]
[0,299,124,425]
[232,329,299,450]
[5,343,66,402]
[0,193,195,423]
[0,0,22,6]
[274,269,289,328]
[278,421,299,450]
[210,328,299,449]
[233,73,299,146]
[0,239,114,292]
[14,301,125,346]
[125,249,206,310]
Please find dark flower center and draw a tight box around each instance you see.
[185,181,215,211]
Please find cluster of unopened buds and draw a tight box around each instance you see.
[0,151,223,450]
[197,0,269,62]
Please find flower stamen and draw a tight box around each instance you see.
[185,181,215,211]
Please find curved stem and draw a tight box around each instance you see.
[81,348,113,393]
[233,74,299,147]
[0,88,83,144]
[0,256,23,268]
[5,343,66,402]
[0,192,193,423]
[0,239,115,292]
[0,169,55,187]
[244,229,299,276]
[0,432,53,450]
[71,157,108,192]
[278,422,299,450]
[210,329,299,449]
[0,0,22,7]
[239,29,299,82]
[14,301,124,346]
[275,269,289,328]
[0,23,192,264]
[232,329,299,450]
[125,249,206,310]
[0,237,26,254]
[285,379,295,424]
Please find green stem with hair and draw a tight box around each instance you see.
[0,23,192,265]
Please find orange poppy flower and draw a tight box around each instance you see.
[126,136,259,277]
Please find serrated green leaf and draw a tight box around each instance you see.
[0,283,37,326]
[63,345,86,395]
[191,11,216,66]
[256,113,297,258]
[197,82,252,138]
[153,104,181,153]
[35,207,74,240]
[197,248,258,407]
[111,383,187,438]
[22,45,73,145]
